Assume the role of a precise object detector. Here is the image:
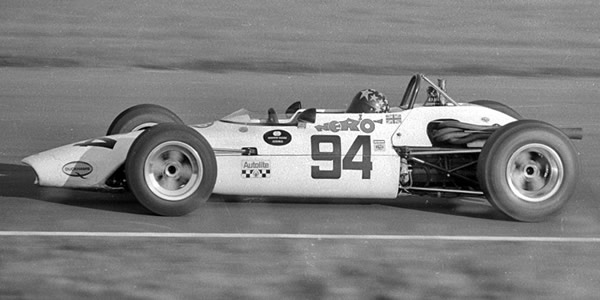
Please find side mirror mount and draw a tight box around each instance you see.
[297,108,316,124]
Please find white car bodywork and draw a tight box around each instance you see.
[22,103,515,199]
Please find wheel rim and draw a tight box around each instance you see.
[506,143,563,203]
[143,141,203,201]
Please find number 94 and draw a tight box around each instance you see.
[311,135,372,179]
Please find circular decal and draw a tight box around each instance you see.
[62,161,93,178]
[263,130,292,146]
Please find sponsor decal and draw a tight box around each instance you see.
[263,130,292,146]
[75,137,117,150]
[373,139,386,152]
[315,117,382,133]
[62,161,93,178]
[385,114,402,124]
[242,160,271,178]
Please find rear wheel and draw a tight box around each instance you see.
[477,120,578,222]
[125,124,217,216]
[107,104,184,135]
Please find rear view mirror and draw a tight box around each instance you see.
[285,101,302,117]
[297,108,316,124]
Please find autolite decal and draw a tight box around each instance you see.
[242,160,271,178]
[62,161,93,178]
[315,118,382,133]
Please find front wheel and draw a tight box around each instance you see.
[477,120,579,222]
[125,124,217,216]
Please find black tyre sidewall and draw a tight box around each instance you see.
[478,120,578,222]
[107,104,184,135]
[126,124,217,216]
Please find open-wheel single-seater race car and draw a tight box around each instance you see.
[22,74,582,222]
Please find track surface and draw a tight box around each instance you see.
[1,69,599,299]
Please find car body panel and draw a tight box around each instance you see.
[393,104,517,146]
[200,111,402,198]
[21,103,517,198]
[22,133,139,189]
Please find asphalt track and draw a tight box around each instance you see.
[1,69,599,298]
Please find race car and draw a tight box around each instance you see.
[22,74,582,222]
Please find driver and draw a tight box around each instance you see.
[346,88,390,113]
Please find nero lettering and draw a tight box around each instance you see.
[315,118,382,133]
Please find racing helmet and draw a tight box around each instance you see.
[346,88,390,113]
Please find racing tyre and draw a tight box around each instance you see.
[477,120,579,222]
[107,104,184,135]
[125,124,217,216]
[470,100,522,120]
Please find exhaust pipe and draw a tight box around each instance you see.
[560,127,583,140]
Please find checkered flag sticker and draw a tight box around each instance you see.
[242,169,271,178]
[241,161,271,178]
